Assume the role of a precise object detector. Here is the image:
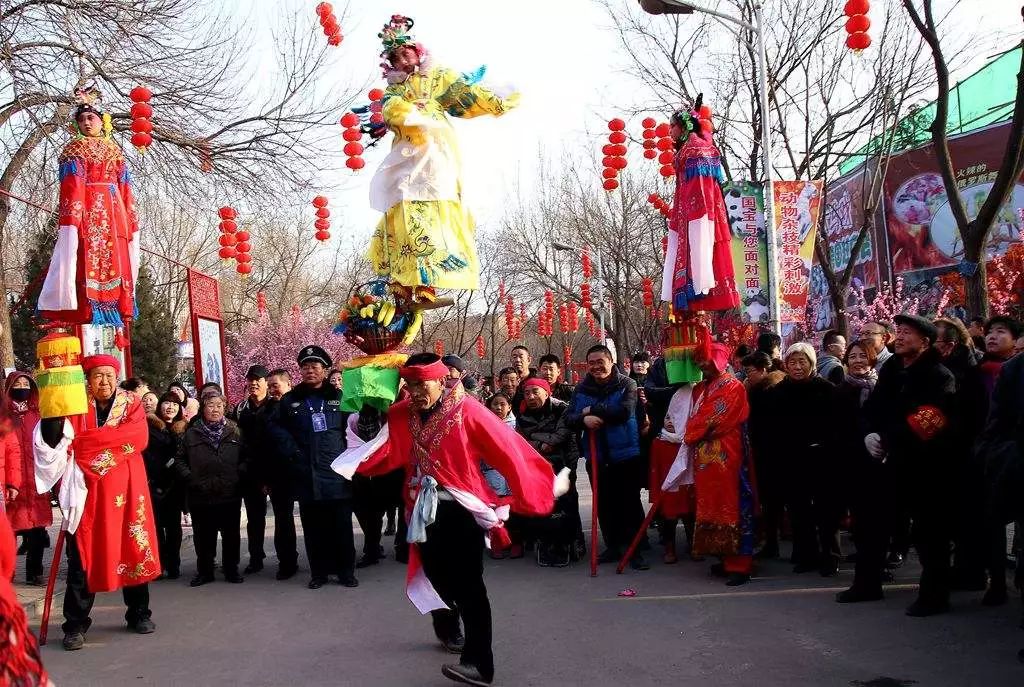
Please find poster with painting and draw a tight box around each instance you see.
[195,317,224,389]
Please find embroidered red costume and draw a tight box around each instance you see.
[38,135,139,326]
[34,388,159,593]
[685,345,756,575]
[334,379,555,612]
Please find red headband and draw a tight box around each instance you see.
[82,354,121,375]
[707,343,731,373]
[399,360,450,382]
[522,377,552,395]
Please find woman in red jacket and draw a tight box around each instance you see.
[2,372,51,585]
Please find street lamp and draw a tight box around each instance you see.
[639,0,780,333]
[550,242,609,347]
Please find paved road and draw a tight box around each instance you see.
[39,497,1023,687]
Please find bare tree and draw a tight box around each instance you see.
[902,0,1024,317]
[0,0,357,364]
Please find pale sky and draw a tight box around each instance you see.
[241,0,1023,245]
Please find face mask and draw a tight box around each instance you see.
[9,387,31,402]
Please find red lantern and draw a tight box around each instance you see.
[602,179,618,191]
[234,230,249,242]
[130,132,152,148]
[312,196,328,208]
[236,253,252,264]
[314,218,330,231]
[340,112,360,128]
[641,117,656,129]
[582,251,592,279]
[219,206,236,219]
[130,118,152,133]
[476,335,486,359]
[642,129,656,140]
[601,167,617,179]
[218,234,237,247]
[658,151,674,165]
[643,149,657,160]
[558,304,568,332]
[368,88,384,101]
[235,241,252,253]
[643,140,657,150]
[607,118,626,132]
[130,102,152,119]
[218,246,236,260]
[342,128,361,142]
[648,193,660,204]
[846,32,871,50]
[580,282,592,310]
[129,86,152,103]
[641,276,655,312]
[659,165,674,178]
[654,123,670,137]
[656,137,673,151]
[315,230,330,241]
[434,340,445,357]
[327,34,343,46]
[601,144,615,155]
[346,156,365,170]
[316,2,333,15]
[610,156,628,170]
[602,156,615,168]
[568,301,579,332]
[698,118,713,134]
[846,15,870,32]
[843,0,869,15]
[698,104,712,120]
[610,144,627,156]
[218,219,237,233]
[370,112,384,124]
[237,262,252,276]
[608,131,626,144]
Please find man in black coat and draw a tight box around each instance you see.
[269,346,357,589]
[233,364,299,580]
[864,314,958,616]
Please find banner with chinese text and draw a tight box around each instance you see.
[722,181,771,324]
[773,180,823,324]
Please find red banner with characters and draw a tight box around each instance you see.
[884,122,1024,274]
[187,269,226,391]
[773,180,823,324]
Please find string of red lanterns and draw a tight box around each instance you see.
[476,335,486,359]
[601,118,628,191]
[641,117,657,161]
[580,282,592,311]
[217,206,237,261]
[129,86,153,153]
[641,276,655,313]
[567,300,580,333]
[648,192,671,218]
[844,0,871,51]
[504,295,516,340]
[316,2,343,46]
[581,249,592,280]
[562,345,572,370]
[655,122,674,178]
[434,340,445,357]
[312,195,330,242]
[340,112,365,170]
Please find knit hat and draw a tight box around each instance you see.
[522,377,552,395]
[784,342,817,370]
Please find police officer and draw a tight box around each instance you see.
[268,346,357,589]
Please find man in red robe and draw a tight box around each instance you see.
[685,342,756,586]
[34,354,159,651]
[333,353,564,687]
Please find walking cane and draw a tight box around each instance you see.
[617,495,661,574]
[588,431,599,577]
[38,526,66,645]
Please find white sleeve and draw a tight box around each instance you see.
[33,419,87,533]
[37,225,79,311]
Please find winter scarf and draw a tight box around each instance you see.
[844,369,878,407]
[197,417,227,447]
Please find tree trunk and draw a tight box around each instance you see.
[962,229,989,319]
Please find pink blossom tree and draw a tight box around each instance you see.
[842,275,953,337]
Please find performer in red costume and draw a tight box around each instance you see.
[0,510,50,686]
[34,355,158,651]
[661,96,739,313]
[38,86,139,327]
[333,353,567,686]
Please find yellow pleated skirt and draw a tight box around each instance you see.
[368,199,479,290]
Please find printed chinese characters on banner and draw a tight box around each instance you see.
[723,182,771,324]
[773,180,823,324]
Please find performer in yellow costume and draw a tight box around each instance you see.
[368,15,519,292]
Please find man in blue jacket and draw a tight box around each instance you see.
[567,345,649,570]
[269,346,357,589]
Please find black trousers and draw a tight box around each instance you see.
[353,469,404,559]
[788,482,842,570]
[849,461,890,593]
[421,501,493,681]
[20,527,48,579]
[270,488,299,569]
[298,499,355,579]
[191,500,242,577]
[153,496,183,574]
[243,486,268,564]
[62,533,150,634]
[588,458,645,554]
[952,457,987,584]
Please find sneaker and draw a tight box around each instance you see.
[62,632,85,651]
[441,663,492,686]
[128,618,156,634]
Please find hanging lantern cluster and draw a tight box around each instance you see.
[340,112,365,170]
[217,207,237,261]
[476,335,486,359]
[563,345,572,370]
[581,249,592,280]
[504,295,520,340]
[434,339,445,357]
[641,277,655,313]
[498,280,506,303]
[585,310,597,338]
[316,2,343,46]
[538,290,555,337]
[312,195,331,241]
[641,117,658,161]
[580,282,592,311]
[601,118,628,191]
[696,103,714,138]
[654,122,674,178]
[648,193,671,218]
[844,0,871,51]
[567,301,580,333]
[558,303,569,333]
[368,88,385,127]
[129,86,153,153]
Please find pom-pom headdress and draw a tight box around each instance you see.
[73,84,104,118]
[378,14,430,83]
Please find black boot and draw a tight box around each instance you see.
[441,663,492,686]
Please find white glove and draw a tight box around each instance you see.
[553,467,571,497]
[864,433,886,460]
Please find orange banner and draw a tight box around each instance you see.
[773,180,823,324]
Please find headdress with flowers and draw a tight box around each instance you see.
[72,84,112,137]
[378,14,430,83]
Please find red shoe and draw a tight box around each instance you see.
[508,544,524,559]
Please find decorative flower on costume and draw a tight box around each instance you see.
[367,15,519,292]
[38,85,140,328]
